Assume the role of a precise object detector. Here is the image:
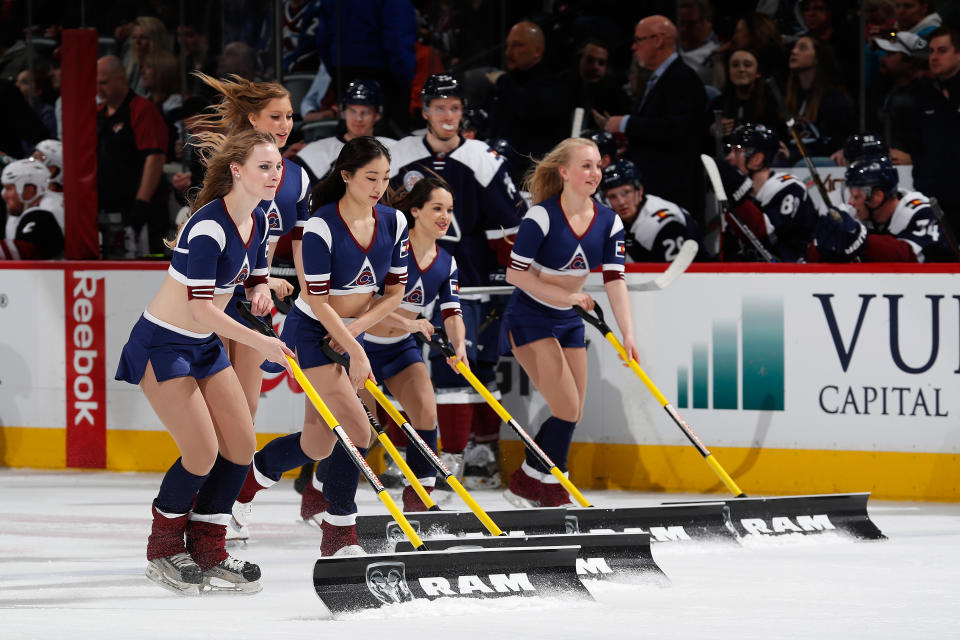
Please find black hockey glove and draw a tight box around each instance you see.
[815,208,867,259]
[715,158,752,208]
[123,199,153,232]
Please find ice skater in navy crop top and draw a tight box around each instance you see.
[358,176,468,511]
[114,129,294,595]
[500,137,639,509]
[232,137,410,557]
[191,73,310,441]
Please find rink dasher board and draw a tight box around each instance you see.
[312,545,591,617]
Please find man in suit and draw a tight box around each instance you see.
[595,15,706,224]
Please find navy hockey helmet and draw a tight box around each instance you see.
[843,133,889,164]
[579,129,617,159]
[461,107,489,137]
[601,159,641,192]
[728,123,779,167]
[845,155,899,199]
[421,73,463,106]
[486,137,520,162]
[342,78,384,113]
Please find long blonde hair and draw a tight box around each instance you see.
[164,129,278,248]
[523,137,598,204]
[191,72,290,133]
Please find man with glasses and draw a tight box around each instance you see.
[594,15,707,226]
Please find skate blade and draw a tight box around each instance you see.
[431,489,458,506]
[298,515,323,530]
[145,565,201,597]
[502,488,539,509]
[463,476,503,490]
[201,576,263,595]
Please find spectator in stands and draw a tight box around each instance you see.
[409,20,445,122]
[0,79,47,158]
[796,0,859,97]
[1,158,63,260]
[596,15,707,224]
[911,26,960,236]
[299,62,335,123]
[282,0,322,73]
[896,0,941,37]
[124,16,172,97]
[178,21,217,98]
[96,55,169,259]
[487,21,570,169]
[868,31,928,165]
[218,42,258,81]
[142,51,183,123]
[562,38,631,132]
[712,12,787,88]
[677,0,719,88]
[314,0,416,131]
[708,49,784,142]
[783,36,855,162]
[14,67,57,138]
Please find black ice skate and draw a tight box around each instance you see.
[145,552,202,596]
[201,555,262,594]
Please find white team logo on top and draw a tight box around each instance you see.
[404,278,425,305]
[563,245,589,271]
[441,214,462,243]
[266,201,282,231]
[403,170,424,192]
[227,256,251,286]
[345,256,377,289]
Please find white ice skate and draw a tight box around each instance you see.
[145,552,202,597]
[331,544,366,557]
[462,442,502,490]
[432,451,464,504]
[225,501,251,546]
[201,556,262,594]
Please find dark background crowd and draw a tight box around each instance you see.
[2,0,960,260]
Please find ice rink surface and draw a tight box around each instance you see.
[1,468,958,639]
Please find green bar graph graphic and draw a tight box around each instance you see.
[742,297,785,410]
[712,321,738,409]
[678,297,784,411]
[692,343,708,409]
[677,366,688,408]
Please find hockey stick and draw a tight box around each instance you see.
[621,239,699,291]
[928,197,960,261]
[416,329,593,507]
[235,300,427,550]
[700,153,777,263]
[318,338,507,536]
[575,305,747,498]
[459,245,699,299]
